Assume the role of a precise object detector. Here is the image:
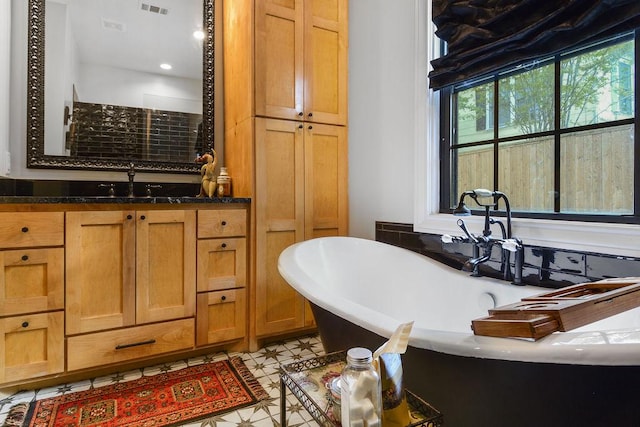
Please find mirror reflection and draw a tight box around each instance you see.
[28,0,214,173]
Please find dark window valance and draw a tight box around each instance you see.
[429,0,640,90]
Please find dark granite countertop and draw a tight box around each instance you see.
[0,178,250,204]
[0,195,250,204]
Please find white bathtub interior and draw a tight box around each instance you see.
[279,236,640,366]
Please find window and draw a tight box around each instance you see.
[441,33,637,221]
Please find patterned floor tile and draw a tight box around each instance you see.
[0,334,326,427]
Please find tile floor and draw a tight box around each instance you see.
[0,334,325,427]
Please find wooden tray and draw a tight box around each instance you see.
[471,278,640,340]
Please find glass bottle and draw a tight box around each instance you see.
[340,347,381,427]
[216,166,231,197]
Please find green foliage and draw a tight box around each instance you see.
[455,39,634,137]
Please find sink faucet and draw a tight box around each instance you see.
[443,189,524,285]
[127,163,135,198]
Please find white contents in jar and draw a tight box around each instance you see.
[340,348,381,427]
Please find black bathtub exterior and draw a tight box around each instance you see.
[311,302,640,427]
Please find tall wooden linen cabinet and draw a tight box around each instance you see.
[223,0,348,348]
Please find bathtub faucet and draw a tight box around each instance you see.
[461,236,493,276]
[445,189,524,285]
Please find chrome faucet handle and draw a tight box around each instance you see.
[98,183,116,197]
[501,238,521,252]
[145,184,162,197]
[456,219,478,243]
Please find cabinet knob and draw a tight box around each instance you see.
[308,125,313,130]
[21,255,29,261]
[221,243,227,248]
[21,226,29,233]
[221,295,227,301]
[308,112,313,118]
[127,215,133,220]
[140,215,146,220]
[221,221,227,226]
[298,111,303,117]
[298,124,303,129]
[21,321,29,328]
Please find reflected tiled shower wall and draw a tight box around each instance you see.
[71,102,200,162]
[375,221,640,289]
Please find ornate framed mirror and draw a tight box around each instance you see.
[26,0,214,173]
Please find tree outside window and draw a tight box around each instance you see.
[449,36,635,216]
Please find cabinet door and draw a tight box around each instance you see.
[304,0,348,125]
[0,311,64,383]
[255,0,304,120]
[305,123,348,239]
[136,210,196,324]
[66,211,136,335]
[197,238,247,292]
[196,289,246,345]
[0,248,64,316]
[255,118,306,336]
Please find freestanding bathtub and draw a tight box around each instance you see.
[278,236,640,427]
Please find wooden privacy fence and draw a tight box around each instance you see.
[456,124,634,213]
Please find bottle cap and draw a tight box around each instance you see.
[347,347,373,363]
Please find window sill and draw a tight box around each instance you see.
[414,213,640,258]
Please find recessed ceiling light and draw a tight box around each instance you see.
[160,63,172,70]
[193,30,205,40]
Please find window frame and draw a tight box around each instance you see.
[413,4,640,258]
[441,31,639,223]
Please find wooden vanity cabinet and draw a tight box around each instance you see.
[196,209,248,347]
[65,209,196,371]
[0,212,65,383]
[0,202,250,387]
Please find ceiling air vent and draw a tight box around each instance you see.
[102,18,126,32]
[140,3,168,15]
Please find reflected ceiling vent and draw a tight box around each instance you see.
[140,3,169,15]
[102,18,126,32]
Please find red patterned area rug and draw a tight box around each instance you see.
[4,357,268,427]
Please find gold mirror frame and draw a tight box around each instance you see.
[26,0,214,173]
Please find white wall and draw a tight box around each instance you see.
[76,63,201,113]
[348,0,426,239]
[0,0,11,175]
[44,1,73,156]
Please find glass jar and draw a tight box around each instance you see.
[340,347,381,427]
[328,376,342,422]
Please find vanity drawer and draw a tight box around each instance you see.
[0,311,64,383]
[198,209,247,238]
[196,289,246,346]
[0,248,64,316]
[197,238,247,292]
[67,318,195,371]
[0,212,64,249]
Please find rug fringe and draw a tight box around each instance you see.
[2,402,31,427]
[230,356,270,401]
